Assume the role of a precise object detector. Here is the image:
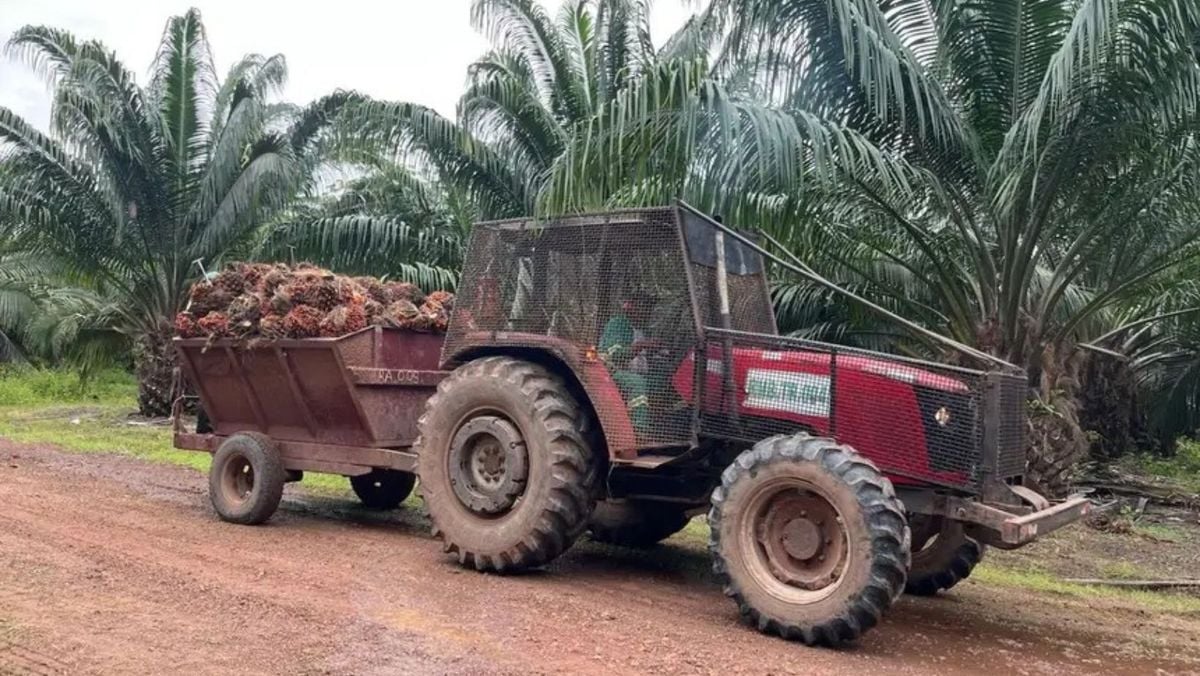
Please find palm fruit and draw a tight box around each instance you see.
[259,266,290,296]
[174,312,200,338]
[283,305,323,338]
[212,267,246,296]
[197,312,230,338]
[188,283,233,315]
[376,299,421,328]
[355,277,389,304]
[363,298,384,323]
[384,281,424,304]
[259,313,286,339]
[319,300,367,337]
[227,293,264,325]
[270,287,294,315]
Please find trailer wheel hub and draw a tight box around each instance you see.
[219,454,256,505]
[749,485,849,594]
[448,416,528,515]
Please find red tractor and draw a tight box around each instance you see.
[175,203,1089,646]
[419,204,1088,644]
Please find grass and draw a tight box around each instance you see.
[0,367,136,408]
[1119,439,1200,494]
[0,405,355,497]
[973,563,1200,615]
[1099,560,1146,580]
[0,366,360,496]
[1134,522,1188,542]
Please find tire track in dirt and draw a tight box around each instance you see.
[1,438,1198,675]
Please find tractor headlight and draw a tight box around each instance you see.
[934,406,951,427]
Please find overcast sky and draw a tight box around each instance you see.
[0,0,693,132]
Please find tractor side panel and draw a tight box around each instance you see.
[689,330,1004,493]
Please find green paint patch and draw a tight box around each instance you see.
[973,563,1200,615]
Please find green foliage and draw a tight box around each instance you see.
[0,366,134,407]
[972,564,1200,615]
[0,10,346,411]
[1120,439,1200,494]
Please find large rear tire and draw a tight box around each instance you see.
[588,501,691,548]
[209,432,285,525]
[710,434,910,646]
[905,516,984,596]
[416,356,597,572]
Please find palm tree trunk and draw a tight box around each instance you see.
[1023,344,1090,497]
[134,321,179,418]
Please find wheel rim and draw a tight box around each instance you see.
[220,453,255,505]
[739,477,851,603]
[447,415,528,516]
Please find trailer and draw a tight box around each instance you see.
[174,327,445,514]
[174,203,1090,646]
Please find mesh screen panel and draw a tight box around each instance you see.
[697,329,1006,492]
[444,208,701,448]
[995,373,1029,479]
[679,209,776,334]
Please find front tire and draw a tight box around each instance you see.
[351,469,416,510]
[209,433,285,525]
[588,501,691,548]
[709,434,910,646]
[416,357,597,572]
[905,516,984,596]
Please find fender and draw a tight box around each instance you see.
[442,331,640,460]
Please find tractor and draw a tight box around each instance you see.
[414,203,1089,645]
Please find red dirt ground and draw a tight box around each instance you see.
[1,438,1198,675]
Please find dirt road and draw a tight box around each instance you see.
[1,439,1197,675]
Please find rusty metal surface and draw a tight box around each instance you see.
[173,432,418,476]
[175,327,445,450]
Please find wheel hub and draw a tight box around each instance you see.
[448,416,528,515]
[780,517,822,560]
[753,489,848,592]
[220,454,255,504]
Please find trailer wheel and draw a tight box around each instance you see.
[588,501,691,548]
[350,470,416,510]
[416,356,597,572]
[905,516,984,596]
[209,433,285,525]
[710,434,910,646]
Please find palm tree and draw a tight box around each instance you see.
[0,9,332,414]
[0,248,125,368]
[334,0,712,219]
[538,0,1200,492]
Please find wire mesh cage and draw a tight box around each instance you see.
[444,208,703,449]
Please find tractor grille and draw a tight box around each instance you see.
[699,329,1022,494]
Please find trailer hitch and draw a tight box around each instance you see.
[900,487,1091,549]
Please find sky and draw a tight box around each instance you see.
[0,0,693,132]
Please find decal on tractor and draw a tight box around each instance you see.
[743,368,831,418]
